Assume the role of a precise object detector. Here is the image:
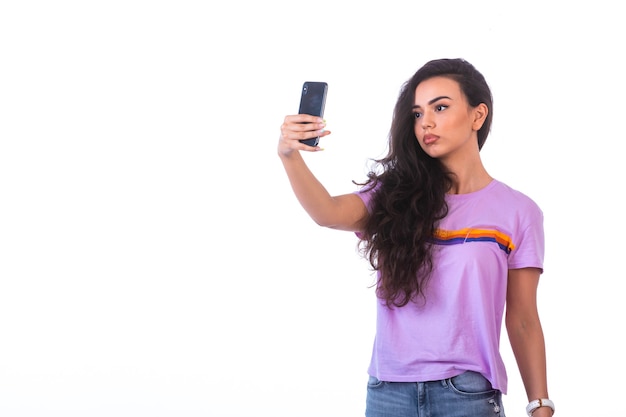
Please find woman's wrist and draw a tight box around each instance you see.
[526,398,555,416]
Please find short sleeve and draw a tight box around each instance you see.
[354,184,377,239]
[508,202,545,273]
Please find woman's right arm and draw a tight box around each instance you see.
[277,114,368,232]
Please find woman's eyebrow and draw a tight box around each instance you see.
[412,95,452,109]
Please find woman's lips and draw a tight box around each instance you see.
[423,134,439,145]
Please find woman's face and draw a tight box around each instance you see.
[412,76,486,162]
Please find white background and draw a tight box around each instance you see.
[1,1,624,416]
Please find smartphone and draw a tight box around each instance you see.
[298,81,328,147]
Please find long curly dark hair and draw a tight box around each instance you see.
[357,58,493,308]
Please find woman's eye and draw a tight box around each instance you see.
[435,105,448,111]
[413,112,422,119]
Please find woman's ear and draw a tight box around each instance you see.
[472,103,488,131]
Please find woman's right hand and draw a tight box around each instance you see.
[277,115,330,157]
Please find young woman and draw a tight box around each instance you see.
[277,58,552,417]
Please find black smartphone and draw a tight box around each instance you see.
[298,81,328,147]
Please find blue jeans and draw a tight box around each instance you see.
[365,371,505,417]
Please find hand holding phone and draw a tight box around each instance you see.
[298,81,328,147]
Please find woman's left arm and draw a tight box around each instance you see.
[506,267,553,416]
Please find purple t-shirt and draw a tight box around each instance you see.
[356,179,544,393]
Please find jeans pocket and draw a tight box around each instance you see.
[447,371,495,395]
[367,375,384,389]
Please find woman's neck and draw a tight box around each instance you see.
[443,155,492,195]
